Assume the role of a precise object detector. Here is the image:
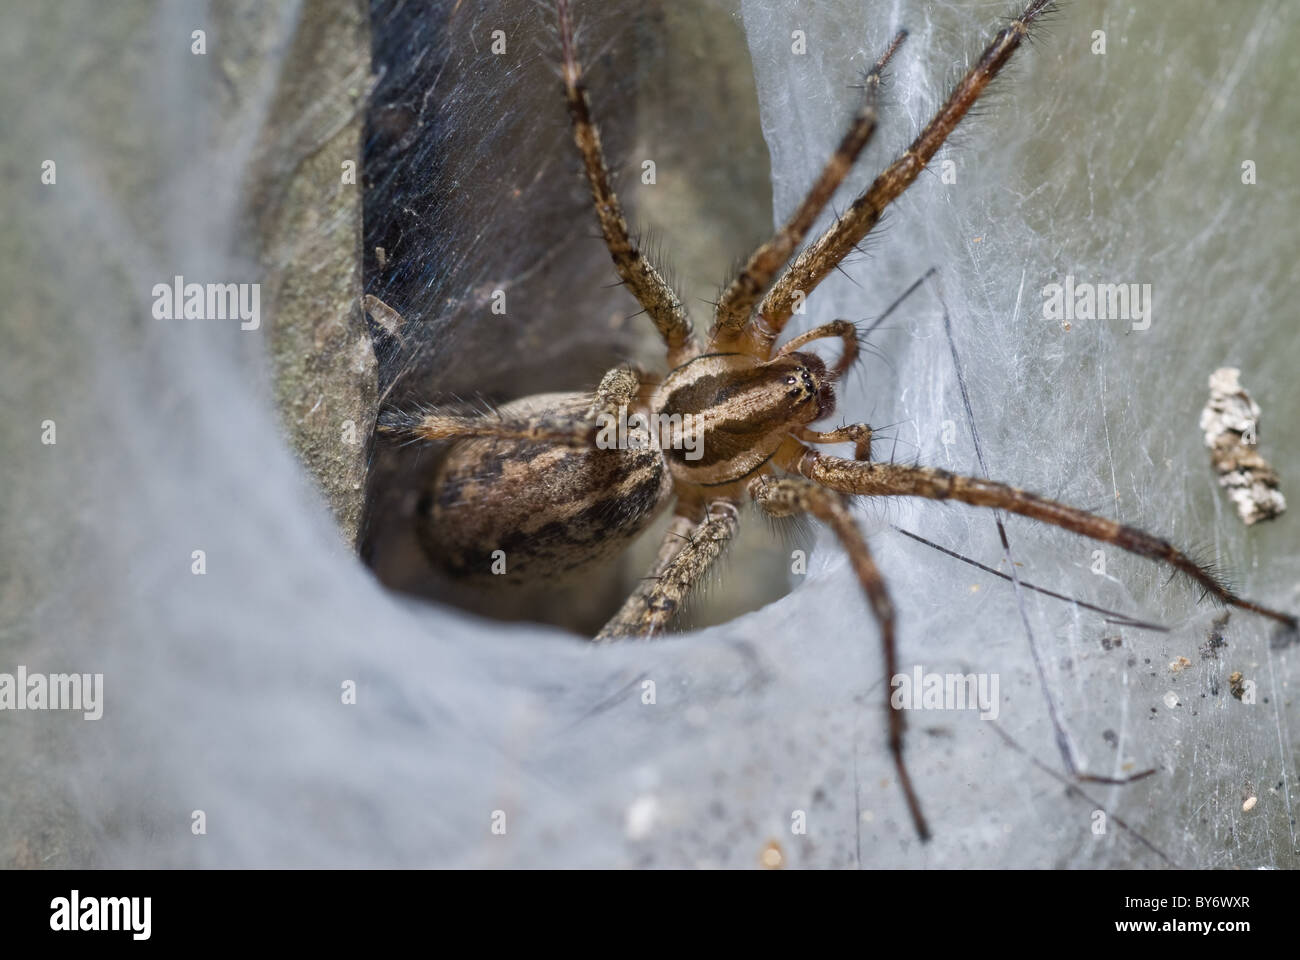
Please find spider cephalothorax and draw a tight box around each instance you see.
[653,349,836,489]
[388,0,1296,841]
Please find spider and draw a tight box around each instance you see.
[384,0,1297,841]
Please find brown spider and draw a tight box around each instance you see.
[386,0,1296,840]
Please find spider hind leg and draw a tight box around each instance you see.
[595,500,741,641]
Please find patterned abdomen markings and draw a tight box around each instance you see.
[419,393,672,584]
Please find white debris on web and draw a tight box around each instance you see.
[1199,367,1286,526]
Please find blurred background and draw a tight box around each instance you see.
[2,0,1298,868]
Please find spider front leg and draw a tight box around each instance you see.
[557,0,695,366]
[798,422,875,462]
[782,323,873,455]
[786,446,1299,631]
[774,319,859,378]
[595,500,740,641]
[749,0,1057,356]
[748,473,930,841]
[710,31,907,348]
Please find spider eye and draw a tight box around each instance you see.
[785,375,797,385]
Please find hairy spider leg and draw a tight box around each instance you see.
[749,0,1059,358]
[783,441,1298,631]
[595,501,741,641]
[390,365,644,447]
[710,30,908,347]
[557,0,696,366]
[748,473,930,840]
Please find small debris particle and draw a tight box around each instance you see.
[1162,691,1180,709]
[1199,367,1286,526]
[1242,796,1258,812]
[760,840,784,869]
[1169,656,1192,673]
[362,294,405,341]
[1200,613,1230,660]
[1229,671,1247,700]
[1102,729,1118,748]
[1101,636,1123,651]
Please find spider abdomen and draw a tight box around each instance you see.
[418,392,672,584]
